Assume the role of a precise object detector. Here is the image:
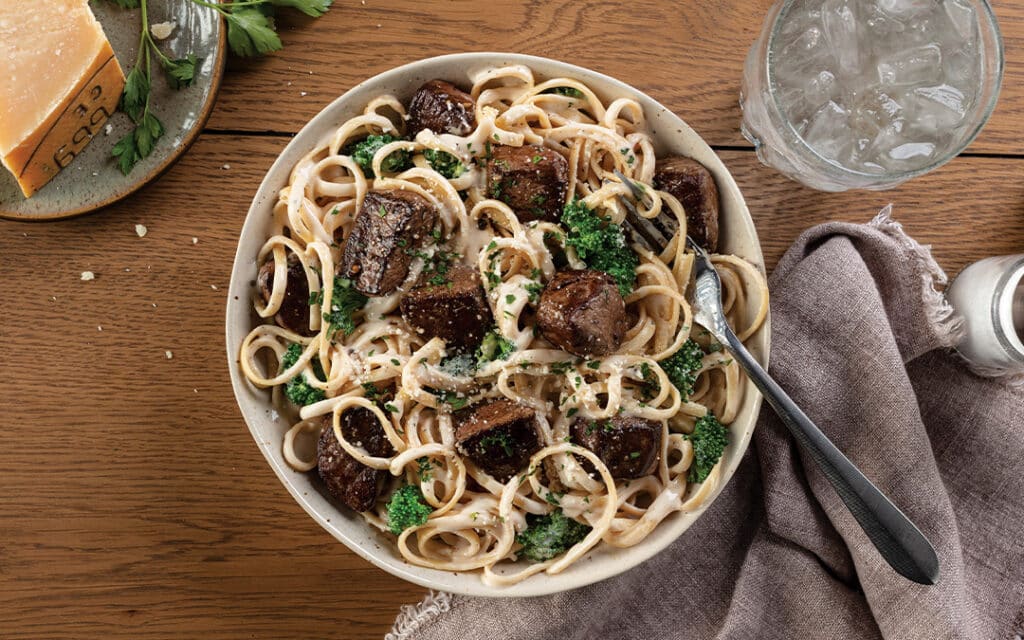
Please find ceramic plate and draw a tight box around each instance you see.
[226,53,771,597]
[0,0,226,220]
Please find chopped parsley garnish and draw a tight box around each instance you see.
[362,381,385,402]
[417,456,434,482]
[525,281,544,304]
[544,490,564,506]
[544,86,585,98]
[478,431,514,457]
[433,389,468,410]
[549,361,574,375]
[638,361,660,400]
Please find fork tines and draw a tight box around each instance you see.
[613,169,678,254]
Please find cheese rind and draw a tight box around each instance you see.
[0,0,126,197]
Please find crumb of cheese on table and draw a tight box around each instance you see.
[81,271,95,281]
[135,223,147,237]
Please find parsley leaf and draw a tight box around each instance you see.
[268,0,334,18]
[111,111,164,175]
[119,66,149,123]
[134,111,164,158]
[226,6,283,57]
[161,54,200,89]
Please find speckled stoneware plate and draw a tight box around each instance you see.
[0,0,226,221]
[226,53,771,598]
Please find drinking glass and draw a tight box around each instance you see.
[740,0,1004,192]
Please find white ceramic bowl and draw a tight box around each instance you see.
[226,52,769,598]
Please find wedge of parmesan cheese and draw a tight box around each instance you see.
[0,0,126,197]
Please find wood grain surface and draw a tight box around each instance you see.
[2,2,1023,639]
[209,0,1024,155]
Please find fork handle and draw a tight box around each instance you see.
[722,332,940,585]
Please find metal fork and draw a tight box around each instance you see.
[614,170,940,585]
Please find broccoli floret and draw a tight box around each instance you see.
[475,330,516,367]
[346,134,411,177]
[280,343,326,406]
[386,484,433,535]
[686,413,729,483]
[561,199,638,296]
[423,149,466,179]
[658,339,705,399]
[515,509,591,562]
[322,277,368,339]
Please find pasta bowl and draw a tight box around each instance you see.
[225,52,769,597]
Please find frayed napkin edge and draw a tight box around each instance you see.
[386,591,456,640]
[868,204,965,350]
[870,205,1023,388]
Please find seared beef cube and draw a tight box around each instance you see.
[258,254,314,336]
[486,145,568,223]
[400,263,491,351]
[340,189,438,296]
[653,156,720,252]
[407,79,476,137]
[455,399,542,482]
[537,269,628,357]
[571,415,661,479]
[317,407,396,512]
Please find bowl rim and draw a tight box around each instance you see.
[225,51,770,598]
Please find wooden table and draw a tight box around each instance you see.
[3,2,1022,637]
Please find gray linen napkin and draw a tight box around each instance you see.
[388,208,1024,640]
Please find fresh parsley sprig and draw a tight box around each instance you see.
[111,0,169,175]
[191,0,333,56]
[107,0,333,173]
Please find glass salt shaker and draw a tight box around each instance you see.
[740,0,1004,192]
[945,255,1024,375]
